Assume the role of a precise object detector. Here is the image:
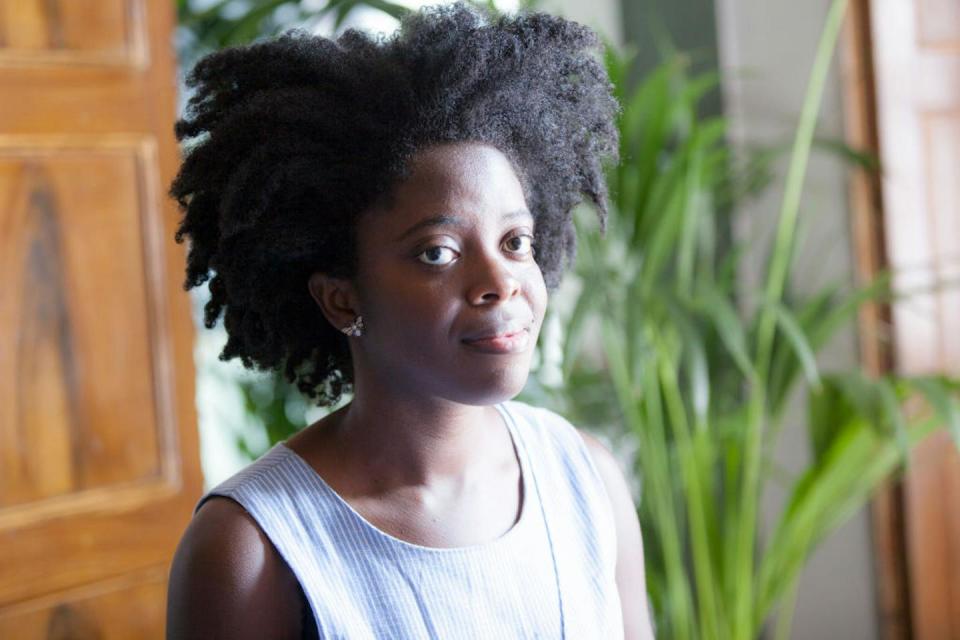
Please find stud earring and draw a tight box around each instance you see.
[340,315,364,337]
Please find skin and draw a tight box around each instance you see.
[166,142,655,639]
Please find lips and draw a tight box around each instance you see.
[461,319,531,343]
[461,319,532,354]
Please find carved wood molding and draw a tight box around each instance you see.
[840,1,911,638]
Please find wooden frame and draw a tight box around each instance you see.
[842,0,960,637]
[841,1,917,638]
[839,2,910,638]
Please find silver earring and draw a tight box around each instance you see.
[340,315,364,337]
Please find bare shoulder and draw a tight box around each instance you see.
[166,496,304,640]
[577,429,656,640]
[577,430,625,485]
[576,429,638,532]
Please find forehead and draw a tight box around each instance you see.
[373,142,529,229]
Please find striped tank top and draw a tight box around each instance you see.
[195,400,624,639]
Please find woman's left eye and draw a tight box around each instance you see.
[417,245,458,266]
[503,234,535,255]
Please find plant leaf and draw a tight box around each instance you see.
[876,378,909,464]
[807,376,856,462]
[911,376,960,450]
[770,302,821,390]
[695,286,754,380]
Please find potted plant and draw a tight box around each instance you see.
[521,0,960,637]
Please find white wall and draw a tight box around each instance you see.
[715,0,878,638]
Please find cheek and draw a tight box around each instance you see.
[359,275,456,346]
[525,267,549,329]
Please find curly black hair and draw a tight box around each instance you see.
[169,1,620,407]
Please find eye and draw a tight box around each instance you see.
[417,245,459,266]
[503,233,535,256]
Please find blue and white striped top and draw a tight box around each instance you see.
[196,400,624,639]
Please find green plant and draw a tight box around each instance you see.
[175,0,412,67]
[521,0,960,638]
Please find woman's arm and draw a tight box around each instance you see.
[166,497,305,639]
[579,430,656,640]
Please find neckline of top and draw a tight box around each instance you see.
[275,401,532,554]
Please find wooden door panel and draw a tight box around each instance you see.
[0,0,201,635]
[0,493,181,604]
[868,0,960,636]
[0,566,166,639]
[0,0,147,67]
[1,144,165,506]
[917,0,960,49]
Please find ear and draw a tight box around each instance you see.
[307,272,359,334]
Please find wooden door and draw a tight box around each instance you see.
[0,1,202,637]
[845,0,960,637]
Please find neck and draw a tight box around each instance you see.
[333,386,507,487]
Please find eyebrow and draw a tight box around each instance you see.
[395,209,533,242]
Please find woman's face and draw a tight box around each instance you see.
[348,141,548,406]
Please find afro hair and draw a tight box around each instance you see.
[169,1,620,407]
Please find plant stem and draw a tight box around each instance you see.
[602,319,696,637]
[732,0,850,636]
[658,352,722,638]
[772,536,805,640]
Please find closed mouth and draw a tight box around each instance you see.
[460,328,531,354]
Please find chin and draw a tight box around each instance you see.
[447,363,532,406]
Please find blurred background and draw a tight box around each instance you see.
[2,0,960,638]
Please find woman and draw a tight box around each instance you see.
[166,2,654,638]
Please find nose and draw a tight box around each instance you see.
[467,252,521,305]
